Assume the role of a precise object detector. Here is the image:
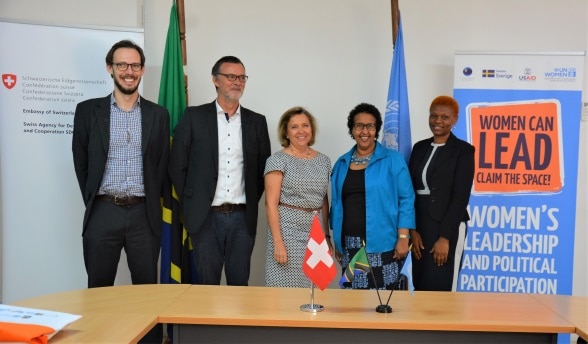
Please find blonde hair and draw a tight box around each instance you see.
[277,106,317,147]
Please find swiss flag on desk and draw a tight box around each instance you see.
[302,213,337,290]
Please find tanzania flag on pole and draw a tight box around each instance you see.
[339,246,370,287]
[158,0,193,284]
[382,13,411,163]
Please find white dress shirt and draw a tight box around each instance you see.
[212,101,246,205]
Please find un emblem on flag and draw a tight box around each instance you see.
[383,100,400,150]
[382,131,399,150]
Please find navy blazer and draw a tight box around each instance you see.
[72,94,170,237]
[408,132,475,242]
[169,101,271,236]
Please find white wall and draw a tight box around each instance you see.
[1,0,586,299]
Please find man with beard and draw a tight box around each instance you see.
[72,40,169,292]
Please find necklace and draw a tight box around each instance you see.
[290,145,310,159]
[350,150,373,165]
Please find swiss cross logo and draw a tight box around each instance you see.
[2,74,17,89]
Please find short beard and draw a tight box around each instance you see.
[221,90,243,103]
[114,77,139,95]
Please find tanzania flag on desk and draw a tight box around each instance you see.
[158,0,196,284]
[339,246,370,287]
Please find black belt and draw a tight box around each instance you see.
[96,195,145,206]
[211,203,246,214]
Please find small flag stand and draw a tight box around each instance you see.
[300,283,324,313]
[300,212,337,312]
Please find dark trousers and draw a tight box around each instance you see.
[189,208,254,285]
[412,195,466,291]
[83,199,162,343]
[83,199,160,287]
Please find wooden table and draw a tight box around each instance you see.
[42,314,157,344]
[159,286,574,343]
[11,284,191,343]
[10,284,586,343]
[531,294,588,341]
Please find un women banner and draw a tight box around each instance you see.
[453,52,584,296]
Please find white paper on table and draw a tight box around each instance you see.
[0,304,81,338]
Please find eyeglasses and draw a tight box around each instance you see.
[353,123,377,131]
[217,73,248,82]
[113,62,143,72]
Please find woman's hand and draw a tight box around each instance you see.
[393,236,410,259]
[410,229,424,260]
[273,240,288,265]
[430,237,449,266]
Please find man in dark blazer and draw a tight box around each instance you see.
[72,40,170,291]
[169,56,271,286]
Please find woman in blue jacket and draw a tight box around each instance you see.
[330,103,416,289]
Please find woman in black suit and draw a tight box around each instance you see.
[408,95,475,291]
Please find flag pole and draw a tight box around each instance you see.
[362,241,393,313]
[311,283,315,308]
[175,0,194,285]
[176,0,188,104]
[381,248,415,310]
[391,0,399,46]
[300,283,324,312]
[367,262,390,311]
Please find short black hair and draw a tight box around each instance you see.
[346,103,383,139]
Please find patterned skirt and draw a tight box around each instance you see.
[340,236,405,290]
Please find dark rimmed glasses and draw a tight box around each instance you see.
[113,62,143,72]
[353,123,377,131]
[217,73,248,82]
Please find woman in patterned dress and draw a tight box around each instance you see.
[330,103,415,289]
[264,106,332,287]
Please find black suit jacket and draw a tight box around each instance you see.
[72,94,170,237]
[408,132,475,242]
[169,101,271,236]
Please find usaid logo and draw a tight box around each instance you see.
[518,67,536,81]
[2,74,17,89]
